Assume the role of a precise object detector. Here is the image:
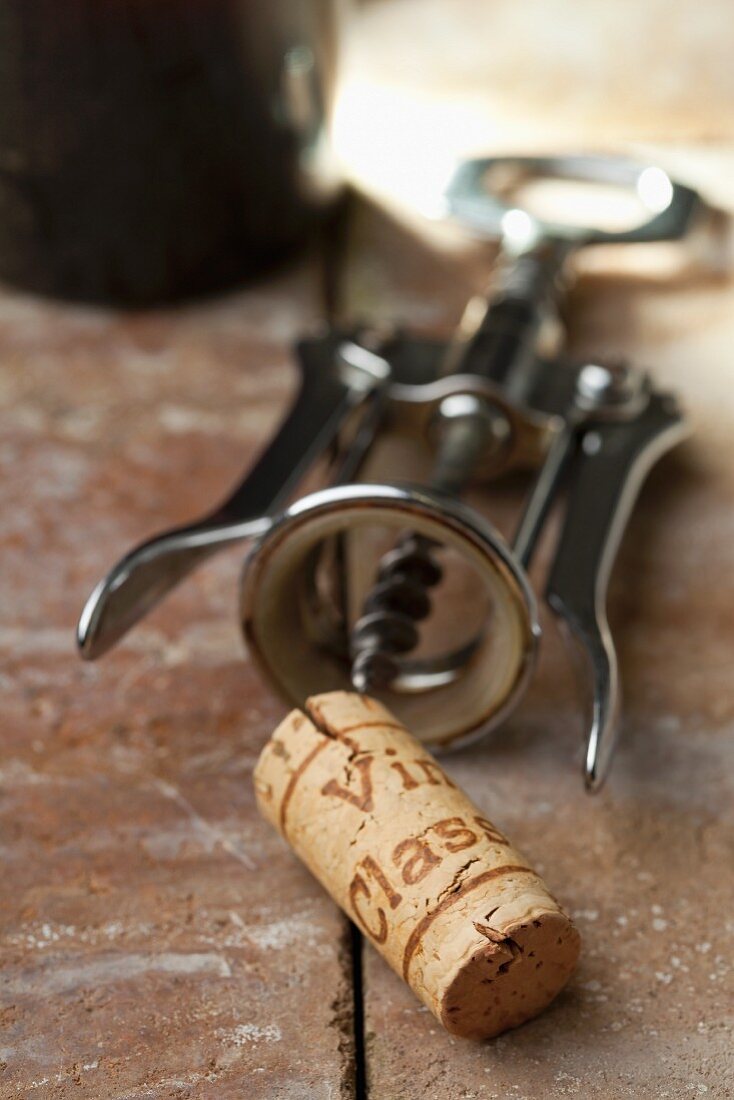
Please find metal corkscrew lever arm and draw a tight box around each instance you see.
[449,156,697,786]
[350,154,699,787]
[544,390,688,787]
[77,334,391,660]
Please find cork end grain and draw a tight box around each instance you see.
[254,692,580,1042]
[440,909,580,1040]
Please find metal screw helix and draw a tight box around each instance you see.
[348,394,511,694]
[349,532,444,693]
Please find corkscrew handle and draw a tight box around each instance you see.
[446,155,700,247]
[445,154,700,405]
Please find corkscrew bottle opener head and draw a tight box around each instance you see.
[77,154,705,789]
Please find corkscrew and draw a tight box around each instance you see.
[77,154,705,789]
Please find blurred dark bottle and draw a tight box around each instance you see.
[0,0,341,304]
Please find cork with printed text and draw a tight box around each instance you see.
[254,692,580,1040]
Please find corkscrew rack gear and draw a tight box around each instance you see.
[77,154,704,790]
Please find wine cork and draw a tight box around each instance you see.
[254,692,580,1040]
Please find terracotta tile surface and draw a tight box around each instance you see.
[0,266,357,1098]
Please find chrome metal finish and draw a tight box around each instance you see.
[239,483,540,750]
[77,333,392,659]
[343,154,698,784]
[545,394,688,789]
[575,362,648,418]
[350,531,444,693]
[77,152,703,787]
[446,155,700,246]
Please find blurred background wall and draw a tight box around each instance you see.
[334,0,734,218]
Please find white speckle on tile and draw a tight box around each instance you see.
[152,778,256,872]
[216,1023,282,1047]
[158,405,224,434]
[3,952,231,996]
[14,1057,102,1093]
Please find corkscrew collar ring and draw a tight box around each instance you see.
[240,482,540,751]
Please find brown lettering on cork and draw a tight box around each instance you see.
[390,761,420,790]
[349,873,388,943]
[349,813,508,934]
[392,837,441,886]
[349,854,403,943]
[432,817,478,853]
[416,759,456,787]
[390,758,456,792]
[474,816,510,847]
[401,865,533,980]
[321,754,375,813]
[361,854,403,910]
